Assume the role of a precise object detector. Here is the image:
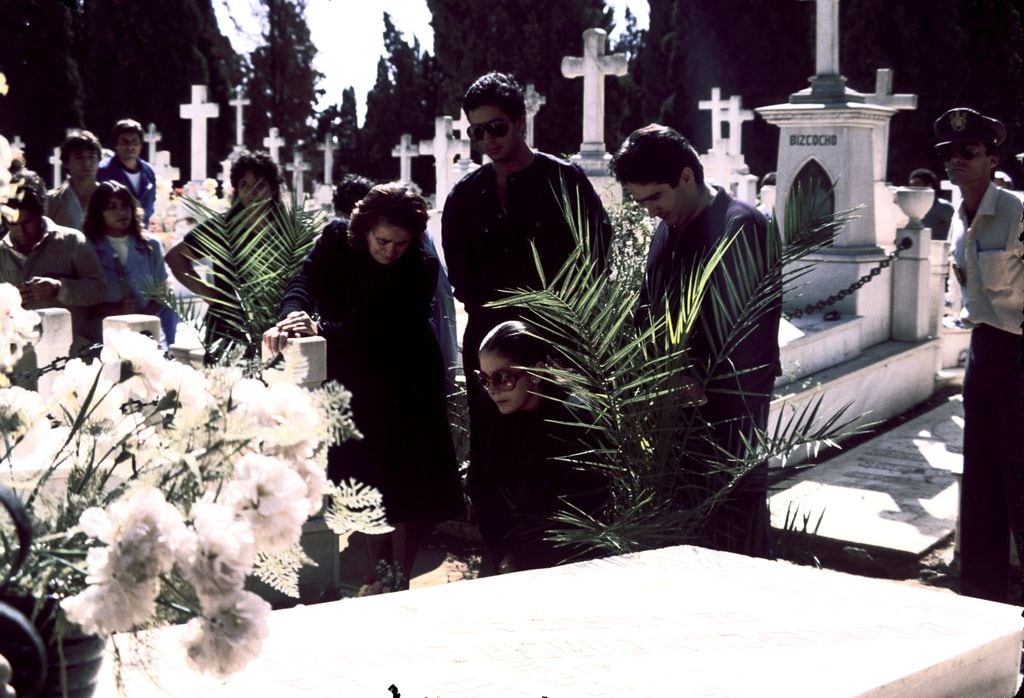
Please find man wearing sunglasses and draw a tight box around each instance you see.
[441,72,613,407]
[936,107,1024,604]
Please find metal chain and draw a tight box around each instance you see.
[5,342,105,384]
[784,237,913,320]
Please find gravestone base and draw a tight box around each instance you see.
[248,514,340,608]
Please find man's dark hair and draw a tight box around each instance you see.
[611,124,704,188]
[111,119,144,143]
[348,181,429,250]
[60,130,102,165]
[463,72,525,122]
[333,174,374,218]
[10,171,47,216]
[908,168,940,191]
[230,150,283,203]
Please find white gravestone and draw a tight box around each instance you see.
[263,127,285,164]
[319,134,334,187]
[285,149,311,205]
[152,150,179,182]
[865,68,918,195]
[419,116,470,209]
[219,158,232,189]
[391,133,420,184]
[699,87,728,148]
[178,85,220,182]
[523,83,546,148]
[229,86,250,153]
[560,27,628,156]
[802,0,840,75]
[10,135,25,152]
[726,95,754,157]
[698,89,756,202]
[48,147,62,188]
[144,123,162,164]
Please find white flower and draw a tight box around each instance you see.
[180,501,255,602]
[230,380,322,450]
[293,457,329,516]
[160,359,211,416]
[100,328,169,403]
[62,576,159,636]
[49,358,124,427]
[224,454,308,553]
[183,591,270,678]
[0,283,40,372]
[0,386,47,440]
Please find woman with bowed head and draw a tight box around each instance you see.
[263,182,462,592]
[470,320,607,574]
[82,180,178,345]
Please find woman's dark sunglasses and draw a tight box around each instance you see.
[467,118,511,142]
[473,367,523,393]
[935,143,985,161]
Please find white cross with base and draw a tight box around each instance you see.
[866,69,917,110]
[523,83,547,148]
[219,158,233,194]
[725,95,754,157]
[144,123,162,163]
[179,84,220,181]
[152,150,180,182]
[263,127,285,164]
[698,87,728,148]
[420,116,470,206]
[229,86,249,149]
[560,28,628,148]
[10,135,25,152]
[799,0,840,76]
[48,147,62,188]
[319,134,335,186]
[285,149,311,203]
[391,133,420,184]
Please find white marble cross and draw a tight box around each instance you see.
[286,149,311,202]
[263,127,285,164]
[219,158,232,186]
[419,116,470,207]
[561,28,628,149]
[799,0,840,76]
[152,150,180,182]
[178,84,220,181]
[229,86,249,150]
[725,95,754,157]
[48,147,62,188]
[319,134,335,186]
[10,135,25,152]
[867,69,917,110]
[523,83,547,148]
[144,123,162,163]
[699,87,728,146]
[391,133,419,184]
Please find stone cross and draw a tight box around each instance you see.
[560,28,628,149]
[523,83,547,147]
[940,179,963,215]
[391,133,419,184]
[144,123,162,163]
[419,116,470,207]
[867,69,917,110]
[229,86,249,150]
[48,147,62,188]
[725,95,754,157]
[219,158,232,186]
[263,127,285,164]
[800,0,840,76]
[152,150,180,182]
[319,134,335,186]
[286,149,311,202]
[178,84,220,181]
[698,87,728,146]
[10,135,25,152]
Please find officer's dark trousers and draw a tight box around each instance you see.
[959,323,1024,603]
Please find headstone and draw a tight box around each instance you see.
[32,308,73,398]
[391,133,419,184]
[103,314,162,340]
[725,95,755,157]
[48,147,62,188]
[560,28,628,155]
[178,85,220,182]
[419,117,470,208]
[523,83,547,148]
[144,123,162,163]
[698,87,728,148]
[229,86,250,153]
[263,127,285,165]
[219,158,232,189]
[285,149,311,205]
[10,135,25,152]
[319,134,334,187]
[802,0,840,75]
[152,150,180,182]
[865,69,917,186]
[698,88,755,201]
[890,187,934,342]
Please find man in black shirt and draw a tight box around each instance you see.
[441,72,612,403]
[611,124,781,557]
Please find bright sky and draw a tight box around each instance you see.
[216,0,649,125]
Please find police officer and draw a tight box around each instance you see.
[936,107,1024,603]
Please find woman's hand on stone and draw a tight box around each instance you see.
[262,311,317,355]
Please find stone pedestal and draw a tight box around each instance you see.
[891,226,933,342]
[261,336,327,391]
[29,308,73,397]
[102,314,162,340]
[570,149,622,210]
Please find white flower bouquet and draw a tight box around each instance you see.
[0,285,390,680]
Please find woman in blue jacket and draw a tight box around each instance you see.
[82,181,177,345]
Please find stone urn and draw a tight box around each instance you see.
[894,186,935,228]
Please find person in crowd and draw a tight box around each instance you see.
[263,182,462,591]
[165,150,283,357]
[0,172,106,349]
[936,108,1024,604]
[46,130,102,230]
[81,181,177,345]
[908,167,955,240]
[469,320,606,574]
[333,174,460,394]
[97,119,157,228]
[610,124,781,558]
[441,71,613,407]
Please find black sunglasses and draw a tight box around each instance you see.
[467,118,512,142]
[935,143,985,161]
[473,367,524,393]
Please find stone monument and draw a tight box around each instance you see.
[263,127,285,165]
[178,85,220,183]
[229,86,250,156]
[419,116,470,209]
[144,123,162,164]
[48,147,61,189]
[285,149,310,205]
[523,83,546,148]
[391,133,420,184]
[698,88,758,203]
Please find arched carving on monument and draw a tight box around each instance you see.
[790,158,836,239]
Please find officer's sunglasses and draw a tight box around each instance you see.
[467,118,511,141]
[935,144,985,161]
